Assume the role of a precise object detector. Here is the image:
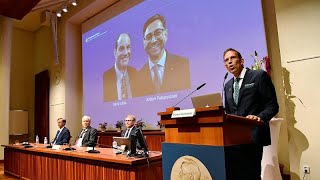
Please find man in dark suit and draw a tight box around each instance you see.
[75,116,97,147]
[52,118,71,145]
[137,14,190,96]
[103,33,137,102]
[121,114,141,149]
[223,48,279,179]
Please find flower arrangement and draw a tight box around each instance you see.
[135,119,146,128]
[115,120,124,129]
[250,51,272,76]
[98,122,108,132]
[99,122,108,129]
[250,51,264,70]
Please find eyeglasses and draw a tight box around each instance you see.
[125,119,134,122]
[144,29,166,42]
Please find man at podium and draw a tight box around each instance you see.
[223,48,279,179]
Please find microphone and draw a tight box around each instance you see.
[196,83,206,90]
[172,83,206,108]
[221,72,228,106]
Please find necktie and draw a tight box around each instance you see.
[53,130,60,144]
[152,64,161,92]
[121,75,128,99]
[234,78,241,105]
[124,129,129,138]
[79,129,86,138]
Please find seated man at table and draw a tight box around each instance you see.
[121,114,141,149]
[75,116,97,147]
[52,118,71,145]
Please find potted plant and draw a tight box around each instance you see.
[135,119,146,129]
[98,122,108,132]
[115,120,124,132]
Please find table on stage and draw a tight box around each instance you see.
[2,144,162,180]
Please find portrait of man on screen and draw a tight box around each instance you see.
[136,14,191,97]
[103,33,138,102]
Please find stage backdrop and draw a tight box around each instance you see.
[82,0,267,128]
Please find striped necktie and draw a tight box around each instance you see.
[121,75,128,99]
[152,64,161,93]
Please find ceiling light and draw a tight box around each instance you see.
[72,0,77,6]
[62,5,68,12]
[56,11,62,17]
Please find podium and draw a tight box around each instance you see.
[158,106,263,180]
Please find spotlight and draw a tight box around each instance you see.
[62,5,68,12]
[71,0,77,6]
[56,10,62,17]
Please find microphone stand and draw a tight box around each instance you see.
[87,143,100,153]
[45,143,53,148]
[22,137,33,148]
[172,89,197,108]
[63,143,76,151]
[221,72,228,111]
[171,83,206,110]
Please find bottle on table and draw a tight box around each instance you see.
[36,135,39,144]
[112,140,118,153]
[44,137,48,146]
[35,135,39,147]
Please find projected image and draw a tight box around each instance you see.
[82,0,268,128]
[136,14,191,97]
[103,14,191,102]
[103,33,137,102]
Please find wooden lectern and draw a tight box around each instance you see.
[158,106,263,180]
[158,106,262,146]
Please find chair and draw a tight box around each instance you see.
[68,135,72,145]
[96,136,100,147]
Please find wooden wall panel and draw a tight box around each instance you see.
[97,130,165,151]
[34,70,49,142]
[4,148,20,177]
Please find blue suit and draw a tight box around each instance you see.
[52,127,71,145]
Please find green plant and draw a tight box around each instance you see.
[115,120,124,129]
[135,119,146,128]
[99,122,108,128]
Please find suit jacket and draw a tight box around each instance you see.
[121,126,141,149]
[52,127,71,145]
[75,126,97,147]
[103,66,137,102]
[136,52,191,97]
[224,68,279,146]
